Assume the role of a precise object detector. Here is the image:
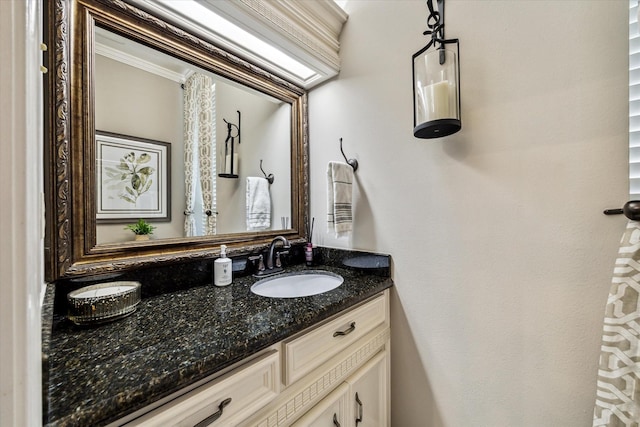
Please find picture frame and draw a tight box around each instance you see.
[96,131,171,222]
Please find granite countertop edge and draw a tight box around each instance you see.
[45,255,393,427]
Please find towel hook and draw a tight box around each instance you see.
[339,138,358,172]
[260,159,274,184]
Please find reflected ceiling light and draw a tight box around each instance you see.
[412,0,461,139]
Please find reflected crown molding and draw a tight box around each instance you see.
[95,42,187,83]
[127,0,348,89]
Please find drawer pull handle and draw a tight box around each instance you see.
[333,413,341,427]
[355,392,363,425]
[333,322,356,337]
[194,397,232,427]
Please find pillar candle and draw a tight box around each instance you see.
[424,80,450,120]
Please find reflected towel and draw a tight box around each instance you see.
[327,161,353,237]
[246,177,271,230]
[593,221,640,426]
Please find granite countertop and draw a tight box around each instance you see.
[44,257,393,427]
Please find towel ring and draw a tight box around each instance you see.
[260,160,274,184]
[339,138,358,172]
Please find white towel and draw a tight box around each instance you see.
[327,161,353,237]
[246,177,271,230]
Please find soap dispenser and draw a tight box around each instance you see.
[214,245,232,286]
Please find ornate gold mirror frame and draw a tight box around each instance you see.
[44,0,309,281]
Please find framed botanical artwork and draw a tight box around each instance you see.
[96,131,171,222]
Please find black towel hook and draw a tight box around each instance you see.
[339,138,358,172]
[603,201,640,220]
[260,159,274,184]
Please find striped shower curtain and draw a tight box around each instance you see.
[593,221,640,426]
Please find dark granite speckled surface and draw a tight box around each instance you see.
[44,251,392,427]
[42,283,56,420]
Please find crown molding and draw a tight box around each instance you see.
[221,0,346,69]
[126,0,348,89]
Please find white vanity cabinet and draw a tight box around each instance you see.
[345,351,389,427]
[282,292,388,385]
[124,350,280,427]
[291,351,388,427]
[244,290,391,427]
[291,383,350,427]
[121,290,390,427]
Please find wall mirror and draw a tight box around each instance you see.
[44,0,309,281]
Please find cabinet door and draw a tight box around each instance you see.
[346,351,389,427]
[291,383,349,427]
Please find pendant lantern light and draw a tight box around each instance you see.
[412,0,461,139]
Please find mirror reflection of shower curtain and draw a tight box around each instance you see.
[183,73,216,236]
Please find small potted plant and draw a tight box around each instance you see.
[124,219,156,241]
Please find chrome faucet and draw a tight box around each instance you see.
[265,236,290,271]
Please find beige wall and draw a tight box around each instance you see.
[309,1,628,425]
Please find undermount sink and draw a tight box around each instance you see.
[250,271,343,298]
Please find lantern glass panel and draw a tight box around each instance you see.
[413,46,460,138]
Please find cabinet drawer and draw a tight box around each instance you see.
[126,350,280,427]
[284,293,387,385]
